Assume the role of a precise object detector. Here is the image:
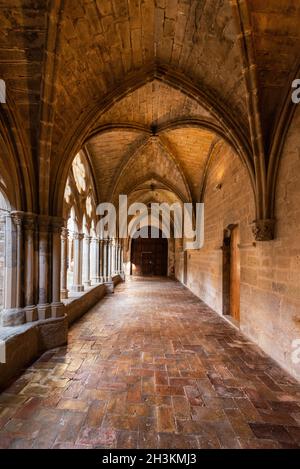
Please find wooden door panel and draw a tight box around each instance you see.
[230,227,240,322]
[131,232,168,276]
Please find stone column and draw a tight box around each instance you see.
[117,244,121,274]
[90,237,100,284]
[1,214,25,326]
[115,243,119,274]
[13,213,24,312]
[120,245,125,280]
[107,238,112,282]
[99,238,104,283]
[83,235,91,288]
[60,228,68,299]
[23,213,38,322]
[102,238,108,282]
[111,239,116,276]
[37,216,51,319]
[104,238,114,293]
[51,218,65,318]
[72,233,84,292]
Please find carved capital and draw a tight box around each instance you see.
[38,215,51,233]
[61,227,69,239]
[73,232,84,241]
[51,216,64,234]
[251,219,275,241]
[11,211,24,227]
[23,213,37,232]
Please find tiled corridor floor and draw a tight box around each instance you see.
[0,278,300,449]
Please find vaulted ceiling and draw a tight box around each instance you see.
[0,0,299,216]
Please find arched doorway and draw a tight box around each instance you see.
[222,225,240,322]
[130,227,168,277]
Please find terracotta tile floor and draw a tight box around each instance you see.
[0,277,300,449]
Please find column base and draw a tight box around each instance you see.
[1,308,25,327]
[104,281,114,294]
[71,285,84,292]
[91,277,101,284]
[51,302,65,318]
[37,304,52,320]
[24,305,38,323]
[83,281,91,288]
[120,272,125,281]
[60,289,69,300]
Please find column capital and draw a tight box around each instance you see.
[74,232,85,241]
[38,214,51,232]
[23,212,37,232]
[251,219,275,241]
[61,227,69,239]
[10,211,25,226]
[50,216,65,234]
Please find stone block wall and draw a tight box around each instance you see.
[240,108,300,380]
[0,218,5,311]
[175,118,300,381]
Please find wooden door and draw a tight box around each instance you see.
[131,229,168,276]
[230,226,240,322]
[141,252,154,276]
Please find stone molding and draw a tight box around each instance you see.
[251,219,275,241]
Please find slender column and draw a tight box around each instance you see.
[90,237,96,284]
[107,239,112,282]
[23,213,38,322]
[37,216,51,319]
[1,214,25,326]
[111,239,116,276]
[72,233,84,292]
[51,218,65,317]
[120,245,125,279]
[115,243,119,274]
[13,213,24,311]
[99,238,104,282]
[103,239,108,282]
[117,244,121,273]
[60,228,69,299]
[90,237,100,284]
[83,235,91,287]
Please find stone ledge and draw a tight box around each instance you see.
[0,315,68,391]
[64,283,107,325]
[0,275,124,390]
[64,275,123,325]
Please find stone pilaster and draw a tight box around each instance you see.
[60,227,69,299]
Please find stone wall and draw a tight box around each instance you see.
[240,107,300,380]
[0,218,4,311]
[175,126,300,381]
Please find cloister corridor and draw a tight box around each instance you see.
[0,278,299,450]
